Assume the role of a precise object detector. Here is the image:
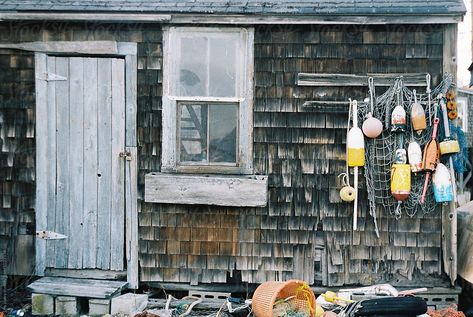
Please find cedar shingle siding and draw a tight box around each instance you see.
[0,22,447,285]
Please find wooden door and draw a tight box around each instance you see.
[35,55,126,273]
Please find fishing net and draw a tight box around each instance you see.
[357,74,455,236]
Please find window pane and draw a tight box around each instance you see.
[209,104,237,163]
[179,37,207,96]
[176,32,239,97]
[209,38,237,97]
[179,103,237,164]
[179,104,208,162]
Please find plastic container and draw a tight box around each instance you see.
[252,280,316,317]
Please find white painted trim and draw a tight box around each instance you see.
[161,26,254,175]
[0,12,462,24]
[145,173,268,207]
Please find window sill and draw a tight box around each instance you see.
[144,173,268,207]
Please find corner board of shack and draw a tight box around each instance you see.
[0,0,473,316]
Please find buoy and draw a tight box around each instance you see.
[408,141,423,173]
[446,90,455,100]
[347,126,364,167]
[448,109,458,120]
[447,100,457,110]
[362,112,383,138]
[391,163,411,201]
[433,163,453,203]
[411,90,426,134]
[340,186,356,202]
[440,138,460,155]
[391,104,406,132]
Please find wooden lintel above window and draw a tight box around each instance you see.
[144,173,268,207]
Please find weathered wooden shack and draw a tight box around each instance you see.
[0,0,467,297]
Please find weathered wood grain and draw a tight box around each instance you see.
[145,173,268,207]
[45,56,57,269]
[110,58,125,271]
[83,57,99,269]
[458,203,473,284]
[125,146,139,288]
[97,58,113,270]
[34,53,48,276]
[45,268,126,280]
[68,57,85,269]
[0,41,118,54]
[297,73,429,87]
[442,23,458,286]
[54,57,71,269]
[27,277,127,299]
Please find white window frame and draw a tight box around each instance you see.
[457,96,468,132]
[162,26,254,174]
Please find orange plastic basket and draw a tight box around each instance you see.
[252,280,316,317]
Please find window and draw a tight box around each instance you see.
[457,96,468,132]
[162,27,254,174]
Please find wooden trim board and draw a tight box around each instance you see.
[297,73,430,87]
[0,12,462,24]
[145,173,268,207]
[45,268,126,280]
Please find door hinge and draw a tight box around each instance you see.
[36,72,67,81]
[36,230,67,240]
[119,151,132,161]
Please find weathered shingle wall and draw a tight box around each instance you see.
[0,23,36,275]
[0,22,447,286]
[252,24,444,286]
[140,24,446,286]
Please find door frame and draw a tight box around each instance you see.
[31,41,138,288]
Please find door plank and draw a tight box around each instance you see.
[68,57,85,269]
[97,58,113,270]
[45,56,57,268]
[110,58,125,271]
[34,53,48,275]
[83,58,99,268]
[54,57,71,268]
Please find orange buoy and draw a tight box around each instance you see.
[411,90,426,134]
[448,109,458,120]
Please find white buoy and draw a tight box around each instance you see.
[433,163,454,203]
[407,141,423,173]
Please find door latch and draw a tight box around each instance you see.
[36,230,67,240]
[119,151,132,161]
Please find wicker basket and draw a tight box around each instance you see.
[252,280,316,317]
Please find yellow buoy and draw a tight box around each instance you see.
[391,164,411,201]
[347,127,364,167]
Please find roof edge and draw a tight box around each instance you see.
[0,12,463,25]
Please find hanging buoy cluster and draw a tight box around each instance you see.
[446,90,458,120]
[341,78,460,225]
